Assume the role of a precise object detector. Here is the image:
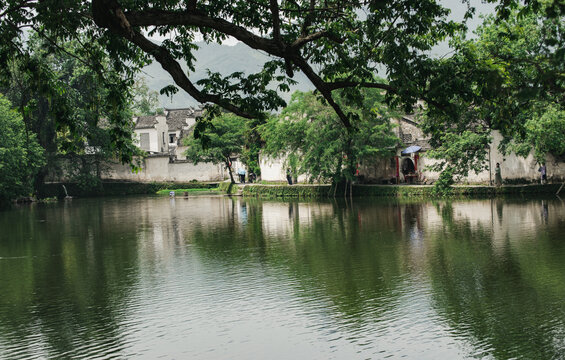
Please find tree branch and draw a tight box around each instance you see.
[92,0,262,119]
[291,30,344,48]
[291,56,352,128]
[270,0,282,45]
[129,31,259,118]
[300,0,316,37]
[0,0,37,19]
[124,9,285,56]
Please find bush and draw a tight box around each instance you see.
[0,95,45,203]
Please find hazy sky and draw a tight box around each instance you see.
[149,1,496,47]
[146,1,497,107]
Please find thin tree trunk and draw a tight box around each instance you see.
[557,182,565,196]
[225,157,235,184]
[333,181,338,198]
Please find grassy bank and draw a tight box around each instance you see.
[39,181,218,198]
[218,181,240,195]
[156,187,220,195]
[37,181,563,200]
[241,183,564,199]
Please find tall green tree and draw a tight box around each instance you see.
[261,90,398,184]
[184,113,247,184]
[422,6,564,184]
[2,0,533,128]
[1,0,561,181]
[0,94,44,203]
[0,34,141,192]
[131,77,162,116]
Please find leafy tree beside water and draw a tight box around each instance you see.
[1,0,562,190]
[422,8,565,184]
[1,0,520,130]
[261,89,398,185]
[0,34,141,194]
[0,94,44,203]
[184,112,247,184]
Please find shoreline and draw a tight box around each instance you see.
[32,181,564,200]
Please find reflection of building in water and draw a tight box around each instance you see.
[100,197,563,271]
[107,197,234,263]
[239,202,248,225]
[260,201,334,238]
[424,200,561,255]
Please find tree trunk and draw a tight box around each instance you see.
[225,157,235,184]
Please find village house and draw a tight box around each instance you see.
[262,112,565,185]
[113,105,565,184]
[104,107,225,182]
[387,114,565,185]
[133,114,168,154]
[164,107,202,160]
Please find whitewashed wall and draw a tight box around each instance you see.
[259,154,308,183]
[134,115,169,153]
[419,131,565,184]
[103,156,226,182]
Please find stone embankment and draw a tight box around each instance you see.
[238,183,564,199]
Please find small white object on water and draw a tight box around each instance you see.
[169,191,175,197]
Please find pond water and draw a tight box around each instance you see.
[1,196,565,359]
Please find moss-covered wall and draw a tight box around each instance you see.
[39,181,218,198]
[38,181,563,199]
[242,184,563,199]
[243,184,331,198]
[218,182,240,195]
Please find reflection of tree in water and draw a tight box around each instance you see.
[496,198,504,224]
[0,200,142,358]
[541,200,548,225]
[425,209,565,359]
[190,199,409,331]
[401,203,425,244]
[191,199,268,264]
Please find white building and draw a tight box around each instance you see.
[133,115,169,154]
[164,107,202,160]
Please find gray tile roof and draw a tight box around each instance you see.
[165,107,203,130]
[135,115,158,129]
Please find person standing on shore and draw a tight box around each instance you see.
[495,163,502,187]
[538,163,547,184]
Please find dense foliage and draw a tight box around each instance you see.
[261,90,398,184]
[1,0,563,190]
[2,0,535,127]
[423,8,564,183]
[184,113,247,183]
[0,95,44,203]
[0,34,142,194]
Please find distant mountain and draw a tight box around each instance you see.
[141,42,312,109]
[142,1,495,110]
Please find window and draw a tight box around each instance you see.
[169,134,175,144]
[140,133,150,150]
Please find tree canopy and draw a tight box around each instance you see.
[1,0,563,190]
[4,0,560,130]
[261,89,398,183]
[0,94,44,203]
[0,33,142,194]
[422,7,564,183]
[184,113,247,183]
